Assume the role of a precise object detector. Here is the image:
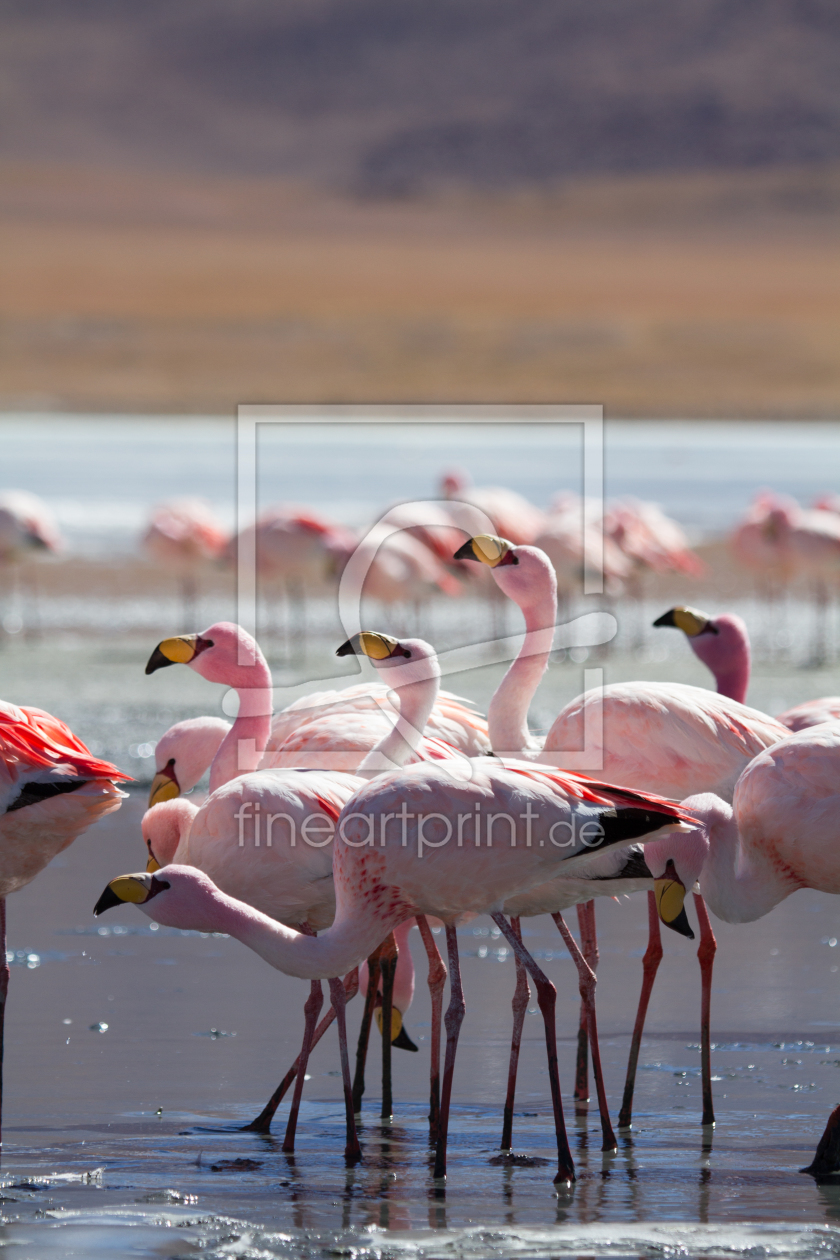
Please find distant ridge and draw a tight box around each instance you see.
[1,0,839,190]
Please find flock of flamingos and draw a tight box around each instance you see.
[1,475,840,1188]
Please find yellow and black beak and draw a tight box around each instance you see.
[336,631,411,660]
[148,759,180,808]
[375,1005,419,1052]
[94,872,159,916]
[453,534,518,567]
[145,633,213,675]
[654,860,695,939]
[653,606,718,638]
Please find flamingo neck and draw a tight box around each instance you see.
[700,809,791,923]
[688,615,751,705]
[488,586,556,753]
[356,657,440,777]
[209,660,274,793]
[209,886,401,980]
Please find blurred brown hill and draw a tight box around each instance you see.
[0,0,838,416]
[3,0,840,188]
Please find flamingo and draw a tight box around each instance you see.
[0,491,63,638]
[143,625,453,1138]
[653,604,840,730]
[0,701,128,1143]
[638,724,840,1173]
[534,494,632,610]
[454,534,791,1126]
[142,499,227,632]
[148,716,231,806]
[97,758,691,1182]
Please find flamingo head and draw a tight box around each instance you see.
[142,798,197,871]
[93,864,226,934]
[145,622,268,689]
[643,797,720,938]
[454,536,557,610]
[148,716,232,805]
[654,607,750,703]
[336,632,440,688]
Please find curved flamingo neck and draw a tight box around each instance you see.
[356,656,440,777]
[488,585,556,753]
[699,810,790,923]
[209,654,274,792]
[179,878,401,979]
[689,615,751,705]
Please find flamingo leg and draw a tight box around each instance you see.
[618,891,662,1129]
[0,898,8,1152]
[415,915,446,1144]
[379,933,399,1120]
[352,944,383,1113]
[500,916,530,1152]
[282,980,324,1152]
[551,912,617,1153]
[433,925,466,1180]
[573,901,598,1106]
[242,969,359,1134]
[329,976,362,1162]
[492,912,575,1184]
[693,892,717,1127]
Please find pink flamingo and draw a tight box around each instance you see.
[653,604,840,730]
[440,471,546,545]
[142,498,227,631]
[454,533,791,1126]
[148,716,231,806]
[0,702,128,1143]
[534,494,632,608]
[97,761,690,1182]
[639,723,840,1173]
[230,505,354,657]
[0,491,63,637]
[143,625,453,1136]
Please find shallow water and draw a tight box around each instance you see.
[4,774,840,1256]
[2,414,840,1254]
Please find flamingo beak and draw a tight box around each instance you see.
[145,634,214,675]
[653,607,718,637]
[374,1005,419,1051]
[146,635,199,674]
[93,872,154,915]
[148,761,180,808]
[336,632,409,660]
[453,535,517,566]
[654,860,695,939]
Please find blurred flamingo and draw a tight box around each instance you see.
[142,498,227,631]
[0,490,63,638]
[0,701,129,1141]
[535,493,632,611]
[230,505,355,659]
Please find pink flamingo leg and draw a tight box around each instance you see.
[328,976,362,1162]
[693,892,717,1126]
[352,944,383,1113]
[433,924,466,1180]
[500,916,530,1152]
[415,915,447,1144]
[0,898,8,1153]
[282,979,324,1152]
[552,912,617,1153]
[379,933,399,1119]
[573,901,598,1106]
[492,912,575,1184]
[618,891,663,1129]
[242,969,359,1134]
